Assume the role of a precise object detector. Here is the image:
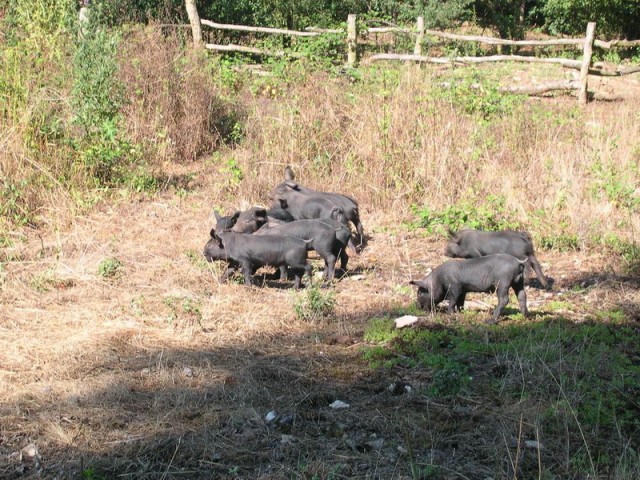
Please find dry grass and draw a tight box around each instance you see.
[236,64,640,244]
[1,156,639,478]
[1,46,640,478]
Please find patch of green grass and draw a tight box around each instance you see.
[544,300,574,312]
[292,284,336,322]
[593,307,627,324]
[362,315,640,473]
[163,296,203,329]
[185,249,208,270]
[539,232,579,252]
[97,257,123,279]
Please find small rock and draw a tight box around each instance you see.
[397,445,408,455]
[329,400,350,409]
[141,368,151,375]
[265,410,278,422]
[394,315,419,329]
[348,274,366,281]
[277,412,295,426]
[281,434,295,444]
[524,440,543,449]
[367,438,384,451]
[21,444,38,458]
[182,367,193,377]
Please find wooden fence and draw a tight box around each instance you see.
[182,0,640,105]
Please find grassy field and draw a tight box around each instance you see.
[1,28,640,478]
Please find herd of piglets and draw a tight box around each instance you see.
[204,167,550,324]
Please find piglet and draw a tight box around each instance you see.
[410,254,529,324]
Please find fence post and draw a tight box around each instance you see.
[185,0,203,49]
[578,22,596,105]
[414,16,424,56]
[347,14,358,67]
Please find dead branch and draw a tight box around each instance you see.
[201,19,318,37]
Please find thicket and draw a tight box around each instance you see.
[0,0,231,229]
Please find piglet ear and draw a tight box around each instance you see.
[447,228,458,239]
[254,208,267,219]
[410,279,428,290]
[284,180,300,190]
[214,211,222,221]
[210,228,216,238]
[278,198,288,209]
[284,166,295,181]
[231,211,240,221]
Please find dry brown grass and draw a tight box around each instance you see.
[117,26,235,164]
[235,65,640,244]
[1,172,638,478]
[2,51,640,478]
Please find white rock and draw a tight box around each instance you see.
[368,438,384,451]
[21,444,38,458]
[394,315,419,328]
[348,274,366,281]
[265,410,278,422]
[524,440,543,449]
[329,400,350,409]
[182,367,193,377]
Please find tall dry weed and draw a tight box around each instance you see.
[116,26,235,164]
[235,66,640,244]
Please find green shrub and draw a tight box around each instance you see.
[292,284,336,322]
[97,257,123,279]
[0,179,33,227]
[411,195,522,235]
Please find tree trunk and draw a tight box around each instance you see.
[185,0,203,49]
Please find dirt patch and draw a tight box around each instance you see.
[0,173,639,479]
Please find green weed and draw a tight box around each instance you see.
[97,257,123,279]
[589,159,639,212]
[292,284,336,322]
[410,195,521,235]
[163,296,203,329]
[0,178,33,227]
[218,157,244,192]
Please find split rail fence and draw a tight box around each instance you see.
[182,1,640,105]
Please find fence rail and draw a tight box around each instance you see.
[182,1,640,105]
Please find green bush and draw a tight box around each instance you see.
[98,257,123,279]
[292,284,336,322]
[411,195,522,236]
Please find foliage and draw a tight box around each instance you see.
[473,0,527,40]
[72,23,124,134]
[163,295,204,328]
[292,284,336,322]
[92,0,185,26]
[536,0,640,38]
[434,73,521,121]
[0,179,33,227]
[600,235,640,275]
[588,159,639,212]
[411,195,522,236]
[97,257,123,278]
